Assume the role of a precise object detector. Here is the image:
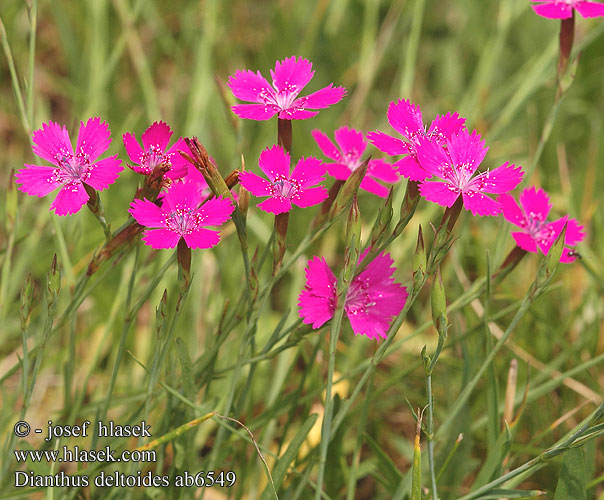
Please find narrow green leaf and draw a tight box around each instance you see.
[553,447,586,500]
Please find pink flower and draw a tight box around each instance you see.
[531,0,604,19]
[15,118,123,216]
[239,145,328,214]
[227,56,346,120]
[129,181,234,249]
[499,187,585,262]
[367,99,465,181]
[415,129,524,216]
[298,252,408,340]
[123,121,189,180]
[311,127,400,198]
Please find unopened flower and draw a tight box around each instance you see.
[531,0,604,19]
[239,145,328,214]
[15,118,123,215]
[499,187,584,262]
[298,252,408,340]
[416,129,524,216]
[123,121,189,179]
[312,127,399,198]
[129,181,234,249]
[367,99,465,181]
[227,56,346,120]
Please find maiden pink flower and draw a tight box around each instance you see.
[499,187,584,262]
[531,0,604,19]
[416,128,524,216]
[227,56,346,120]
[298,251,408,340]
[123,121,189,180]
[239,145,328,214]
[15,118,123,216]
[311,127,400,198]
[129,181,234,249]
[367,99,465,181]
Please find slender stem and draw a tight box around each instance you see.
[426,375,438,500]
[278,118,292,154]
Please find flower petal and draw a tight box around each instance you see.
[162,180,202,212]
[387,99,424,139]
[32,121,74,166]
[427,112,466,142]
[50,182,89,216]
[393,155,430,181]
[85,155,123,191]
[298,256,337,328]
[164,137,191,179]
[258,145,290,182]
[257,196,292,214]
[312,129,342,161]
[291,156,325,188]
[270,56,314,96]
[326,163,352,180]
[462,191,501,216]
[129,198,166,228]
[467,162,524,194]
[367,131,410,156]
[15,165,61,197]
[575,1,604,18]
[296,84,346,110]
[232,104,279,120]
[518,186,552,222]
[183,228,220,249]
[123,132,144,164]
[415,137,452,178]
[446,129,488,177]
[360,176,389,198]
[293,186,328,208]
[512,231,538,253]
[531,2,573,18]
[141,228,181,249]
[499,193,526,228]
[141,121,173,152]
[75,117,112,163]
[564,218,585,246]
[418,181,459,207]
[197,197,234,226]
[239,171,273,196]
[279,108,319,120]
[227,69,274,102]
[367,158,399,184]
[333,127,366,159]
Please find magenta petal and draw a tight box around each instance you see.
[141,121,172,152]
[298,257,337,329]
[299,291,334,329]
[326,163,352,180]
[394,155,431,181]
[15,165,61,197]
[257,196,292,214]
[258,145,290,181]
[291,156,325,187]
[32,121,74,166]
[239,171,273,196]
[163,181,202,211]
[415,137,451,178]
[428,112,466,141]
[564,218,585,246]
[312,129,342,161]
[293,186,328,208]
[575,1,604,18]
[333,127,366,159]
[270,56,314,96]
[197,197,234,226]
[367,131,409,156]
[532,2,573,18]
[183,228,220,249]
[50,182,89,216]
[129,199,165,227]
[447,129,488,177]
[462,191,501,216]
[560,248,578,263]
[512,232,538,253]
[499,194,525,228]
[232,104,278,120]
[519,187,551,221]
[347,311,389,340]
[299,85,346,110]
[141,228,181,249]
[469,162,524,194]
[367,159,399,184]
[227,69,274,102]
[419,181,459,207]
[164,137,191,179]
[279,108,319,120]
[86,155,123,190]
[387,99,424,138]
[360,176,389,198]
[75,117,112,163]
[123,132,144,164]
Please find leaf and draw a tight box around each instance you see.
[553,446,586,500]
[474,488,545,499]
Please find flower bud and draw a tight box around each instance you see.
[329,157,369,219]
[370,188,393,247]
[344,196,362,282]
[430,266,447,336]
[20,274,34,332]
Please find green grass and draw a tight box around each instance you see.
[1,0,604,499]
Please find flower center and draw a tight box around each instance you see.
[525,214,556,246]
[140,145,170,173]
[55,149,91,184]
[259,81,301,113]
[271,175,300,199]
[345,278,376,316]
[343,149,361,171]
[163,206,200,235]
